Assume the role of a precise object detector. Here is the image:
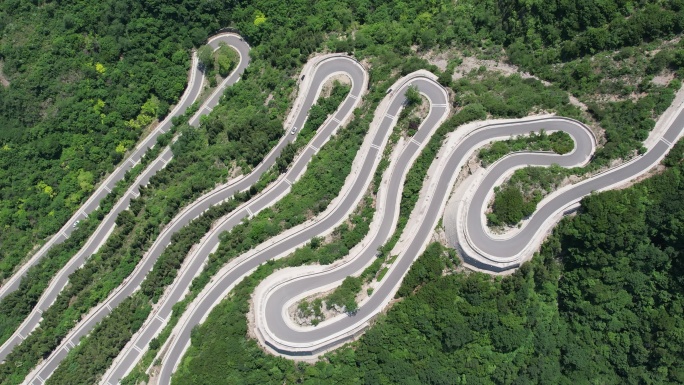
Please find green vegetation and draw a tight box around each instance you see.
[404,85,422,107]
[394,242,457,297]
[478,130,574,167]
[479,130,576,227]
[400,71,582,244]
[297,298,325,326]
[168,58,594,385]
[45,197,251,385]
[128,186,378,385]
[489,165,570,227]
[488,185,534,227]
[165,1,684,383]
[325,276,363,314]
[0,0,202,280]
[198,42,239,85]
[0,104,196,347]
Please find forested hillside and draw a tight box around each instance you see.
[0,1,211,278]
[0,0,683,383]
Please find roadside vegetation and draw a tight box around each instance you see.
[478,130,574,167]
[0,1,204,281]
[487,165,571,227]
[198,42,240,86]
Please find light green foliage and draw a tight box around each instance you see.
[325,276,362,313]
[197,45,214,70]
[253,10,267,26]
[404,85,422,107]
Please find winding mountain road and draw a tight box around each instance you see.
[253,95,684,359]
[6,31,684,385]
[458,112,684,269]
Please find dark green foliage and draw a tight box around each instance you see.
[478,130,575,167]
[395,242,455,298]
[46,296,151,385]
[489,165,569,227]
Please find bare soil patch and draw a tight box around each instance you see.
[0,61,9,87]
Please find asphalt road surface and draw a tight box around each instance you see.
[258,77,450,354]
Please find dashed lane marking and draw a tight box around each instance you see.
[661,137,673,146]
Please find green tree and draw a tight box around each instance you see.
[197,45,214,70]
[404,85,422,107]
